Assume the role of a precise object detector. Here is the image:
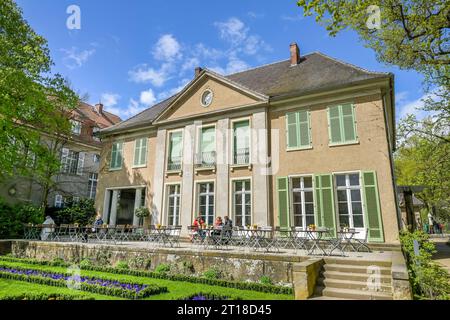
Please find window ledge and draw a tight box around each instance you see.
[230,164,252,172]
[165,170,183,177]
[109,168,122,172]
[132,164,147,169]
[329,140,360,147]
[286,146,313,152]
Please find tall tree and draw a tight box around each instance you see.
[296,0,449,141]
[0,0,79,184]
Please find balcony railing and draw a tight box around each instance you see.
[167,156,182,171]
[195,151,216,169]
[233,147,250,165]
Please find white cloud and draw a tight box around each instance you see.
[397,91,439,120]
[61,47,96,69]
[396,91,409,105]
[248,12,265,19]
[140,89,156,105]
[121,99,146,118]
[281,14,304,22]
[157,78,190,101]
[215,18,248,46]
[101,93,120,107]
[211,57,249,75]
[181,57,200,74]
[153,34,182,61]
[129,63,172,87]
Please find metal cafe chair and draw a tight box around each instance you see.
[291,226,309,252]
[115,225,127,244]
[57,224,69,242]
[187,226,204,246]
[68,224,79,242]
[23,224,33,240]
[166,226,182,247]
[274,227,295,251]
[354,228,371,252]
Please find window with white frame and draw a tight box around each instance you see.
[133,137,148,167]
[196,126,216,167]
[167,131,183,171]
[233,180,251,227]
[197,182,214,225]
[88,173,98,199]
[166,184,181,226]
[110,141,123,170]
[232,120,250,165]
[291,176,315,228]
[71,120,82,135]
[54,194,63,208]
[335,173,364,228]
[61,149,84,175]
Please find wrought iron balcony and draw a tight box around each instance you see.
[195,151,216,169]
[233,147,250,165]
[167,156,182,171]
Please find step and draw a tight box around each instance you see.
[316,286,393,300]
[324,264,391,275]
[322,270,392,284]
[317,277,392,292]
[324,258,392,268]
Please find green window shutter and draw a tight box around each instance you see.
[134,139,141,166]
[170,132,183,161]
[362,171,384,242]
[286,112,299,149]
[342,104,357,142]
[314,175,322,226]
[276,177,290,229]
[140,138,147,165]
[298,110,311,147]
[116,142,123,168]
[328,106,342,144]
[315,174,337,237]
[111,143,118,169]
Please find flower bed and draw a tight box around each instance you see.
[0,264,167,299]
[0,293,95,300]
[0,256,293,295]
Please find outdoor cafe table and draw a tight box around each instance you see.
[238,228,276,252]
[151,227,173,247]
[331,230,360,254]
[305,229,330,255]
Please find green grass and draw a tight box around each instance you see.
[0,260,293,300]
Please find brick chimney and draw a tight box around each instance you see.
[95,103,103,114]
[195,67,203,77]
[290,43,301,66]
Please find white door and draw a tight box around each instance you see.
[335,173,366,240]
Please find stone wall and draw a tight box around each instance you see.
[8,241,307,283]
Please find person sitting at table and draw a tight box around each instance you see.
[223,216,233,243]
[192,216,205,240]
[40,215,55,240]
[92,214,104,233]
[212,216,223,237]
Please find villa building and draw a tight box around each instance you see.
[96,43,400,244]
[1,102,121,207]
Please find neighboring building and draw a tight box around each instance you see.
[1,102,121,207]
[397,186,425,230]
[97,43,400,244]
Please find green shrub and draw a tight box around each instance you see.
[155,263,171,274]
[128,256,151,270]
[79,258,92,268]
[181,261,195,274]
[115,260,129,270]
[400,230,450,300]
[53,199,96,226]
[203,267,221,280]
[0,198,43,239]
[51,257,66,267]
[259,276,273,285]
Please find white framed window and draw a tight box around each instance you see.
[133,137,148,167]
[232,119,250,165]
[196,125,216,168]
[61,149,84,176]
[232,179,252,227]
[88,173,98,199]
[197,182,215,225]
[110,141,123,170]
[335,173,364,229]
[166,184,181,226]
[167,130,183,171]
[93,127,100,141]
[290,176,315,228]
[71,120,82,135]
[54,194,63,208]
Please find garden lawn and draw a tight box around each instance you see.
[0,260,293,300]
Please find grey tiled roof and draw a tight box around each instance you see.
[101,52,390,134]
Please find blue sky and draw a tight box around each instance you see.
[16,0,426,121]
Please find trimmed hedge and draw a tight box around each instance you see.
[0,293,95,300]
[0,264,167,299]
[0,256,293,295]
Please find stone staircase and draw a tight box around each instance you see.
[312,258,394,300]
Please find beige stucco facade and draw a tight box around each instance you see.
[96,72,400,243]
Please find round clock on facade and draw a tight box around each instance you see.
[201,89,213,107]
